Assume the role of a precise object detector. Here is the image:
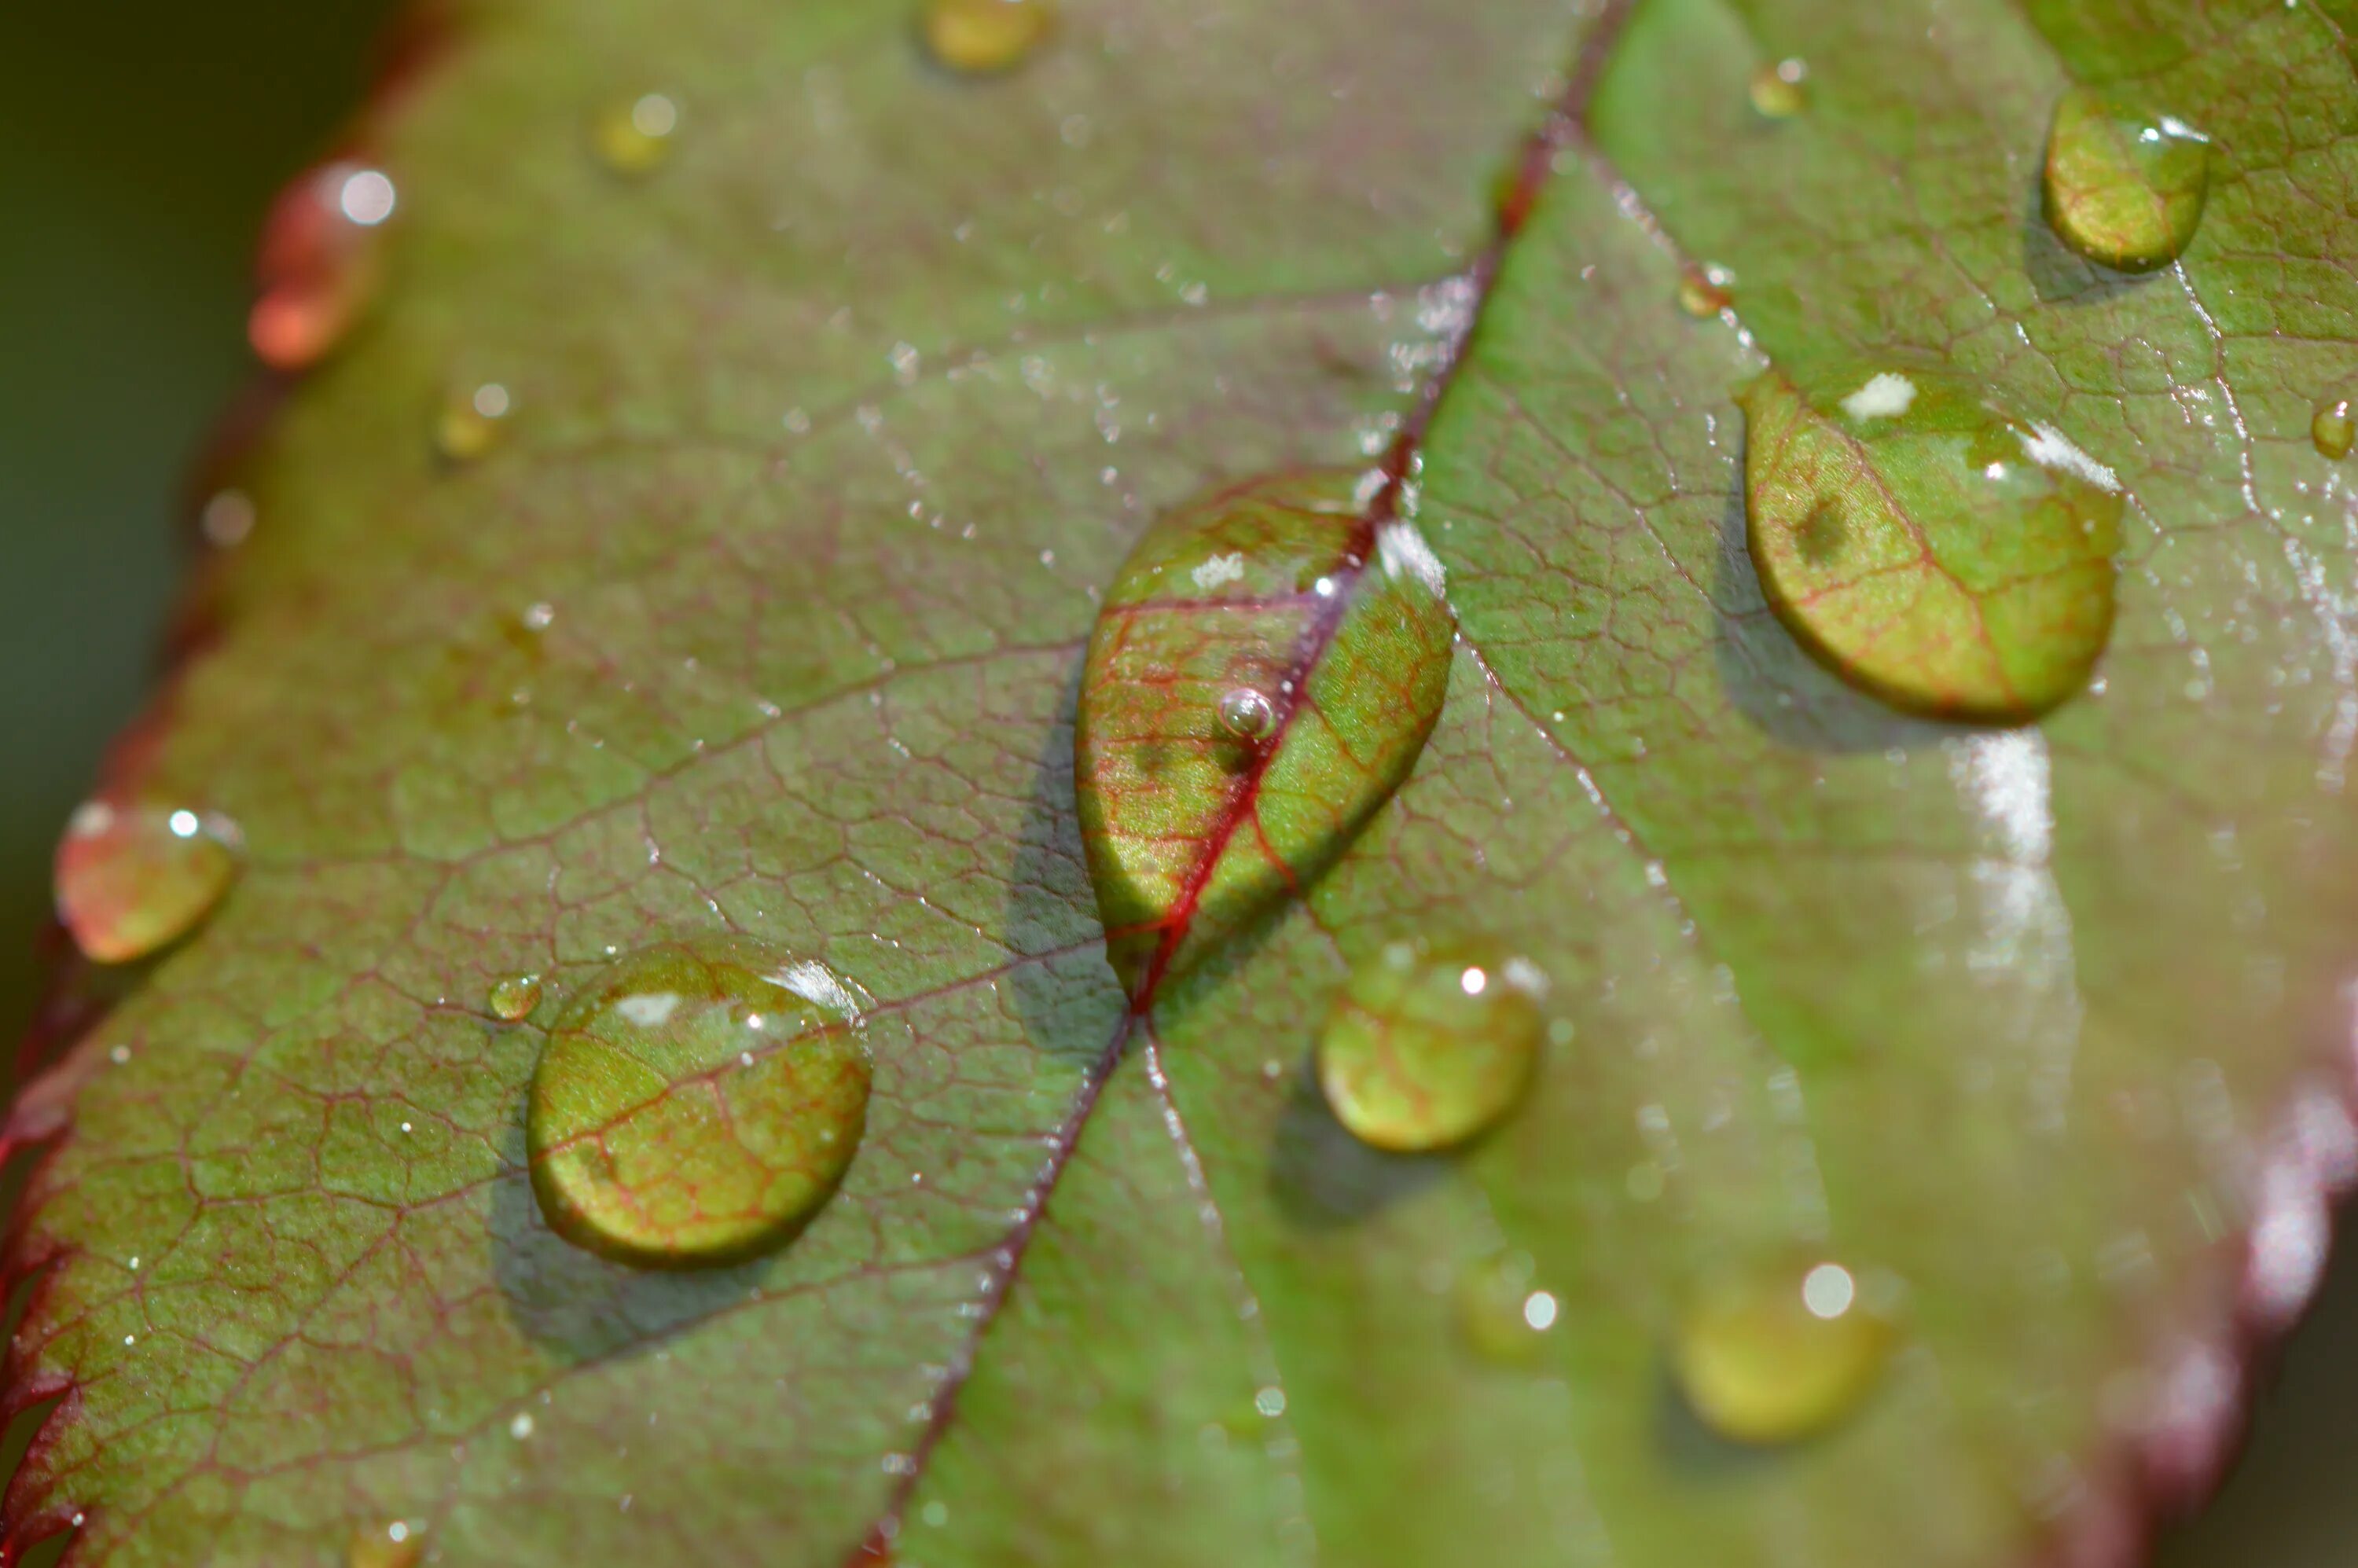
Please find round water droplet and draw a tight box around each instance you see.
[1748,58,1808,119]
[1674,1256,1895,1444]
[2313,395,2356,461]
[1738,363,2124,722]
[54,800,241,964]
[248,162,395,370]
[527,935,872,1268]
[2043,86,2209,274]
[347,1519,425,1568]
[923,0,1056,75]
[1316,942,1544,1151]
[593,92,681,174]
[435,382,512,463]
[1457,1249,1557,1365]
[1216,685,1277,743]
[1677,264,1732,318]
[489,973,543,1023]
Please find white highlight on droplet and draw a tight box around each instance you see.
[2019,422,2121,492]
[338,169,397,226]
[1191,552,1246,591]
[1802,1261,1857,1320]
[1841,372,1917,421]
[614,992,681,1027]
[1522,1290,1559,1330]
[1376,521,1446,596]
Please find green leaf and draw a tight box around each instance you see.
[9,0,2358,1565]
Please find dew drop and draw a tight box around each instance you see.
[2313,395,2355,461]
[1216,685,1276,743]
[923,0,1056,75]
[1457,1249,1558,1365]
[1674,1256,1895,1444]
[435,382,512,464]
[1737,362,2123,722]
[347,1519,424,1568]
[1317,942,1544,1152]
[527,935,872,1267]
[593,93,681,174]
[248,162,395,370]
[489,973,543,1023]
[2042,86,2209,274]
[1677,264,1732,318]
[1748,58,1809,119]
[54,800,240,964]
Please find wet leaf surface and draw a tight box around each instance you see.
[10,0,2358,1564]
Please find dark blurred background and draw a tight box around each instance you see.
[0,4,2347,1562]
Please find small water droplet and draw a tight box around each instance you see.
[54,800,241,964]
[1457,1250,1557,1365]
[1317,941,1544,1151]
[2043,86,2209,274]
[1677,263,1732,318]
[527,935,872,1267]
[347,1519,425,1568]
[1216,686,1276,743]
[2313,395,2356,460]
[200,489,256,549]
[489,973,543,1022]
[1675,1255,1895,1444]
[1738,362,2123,721]
[923,0,1056,75]
[593,92,681,174]
[435,382,512,463]
[248,162,395,370]
[1748,58,1808,119]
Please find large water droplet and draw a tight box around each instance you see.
[1317,941,1544,1151]
[593,93,681,174]
[435,383,512,464]
[489,973,543,1023]
[1674,1257,1895,1445]
[54,800,241,964]
[1748,58,1809,119]
[1457,1249,1559,1365]
[347,1519,424,1568]
[2314,394,2355,461]
[527,935,872,1268]
[1738,363,2124,722]
[248,162,396,370]
[1076,471,1453,990]
[2042,87,2209,274]
[923,0,1056,75]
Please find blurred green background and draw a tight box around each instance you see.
[0,3,2346,1562]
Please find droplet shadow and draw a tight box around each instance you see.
[2020,168,2157,309]
[1266,1063,1450,1230]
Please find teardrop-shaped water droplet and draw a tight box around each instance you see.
[2043,86,2209,274]
[1457,1249,1559,1365]
[924,0,1055,74]
[593,93,681,174]
[1748,58,1809,119]
[54,800,241,964]
[1076,471,1453,991]
[1317,940,1543,1151]
[1216,685,1277,743]
[488,973,543,1023]
[1738,363,2124,722]
[248,163,396,370]
[2313,394,2356,461]
[435,382,512,463]
[1677,263,1732,318]
[347,1519,425,1568]
[527,935,872,1268]
[1675,1257,1895,1445]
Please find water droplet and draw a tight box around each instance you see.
[593,92,681,174]
[248,162,395,370]
[923,0,1056,75]
[1317,942,1544,1151]
[527,935,872,1267]
[1457,1250,1558,1365]
[1748,58,1808,119]
[489,973,543,1022]
[435,382,512,463]
[347,1520,424,1568]
[2314,395,2356,461]
[1076,471,1453,990]
[1674,1256,1895,1444]
[1738,363,2123,722]
[2043,86,2209,274]
[1677,264,1732,318]
[1216,686,1276,743]
[200,489,256,549]
[54,800,240,964]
